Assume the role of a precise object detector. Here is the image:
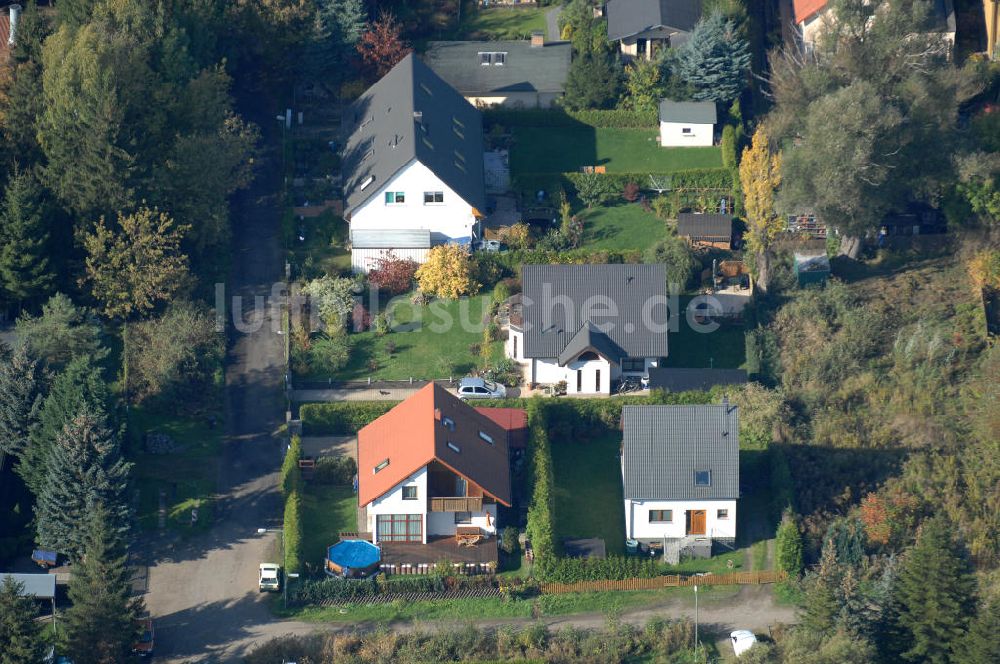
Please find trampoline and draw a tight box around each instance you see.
[326,540,381,578]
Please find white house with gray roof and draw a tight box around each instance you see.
[621,403,739,558]
[606,0,702,60]
[342,54,486,273]
[505,264,669,395]
[424,35,572,109]
[659,100,716,147]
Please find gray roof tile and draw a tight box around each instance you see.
[520,264,669,361]
[622,403,739,501]
[424,40,571,95]
[647,368,748,392]
[607,0,702,41]
[676,213,732,238]
[342,55,486,217]
[659,100,718,124]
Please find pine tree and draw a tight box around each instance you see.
[803,542,841,634]
[955,596,1000,664]
[318,0,365,55]
[0,575,45,664]
[35,409,131,561]
[65,503,143,664]
[892,516,977,663]
[563,53,621,111]
[15,293,107,370]
[0,166,55,308]
[676,11,750,104]
[18,355,113,497]
[0,342,43,460]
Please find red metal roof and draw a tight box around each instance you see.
[357,384,516,507]
[793,0,828,24]
[475,407,529,448]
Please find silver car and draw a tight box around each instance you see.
[457,377,507,400]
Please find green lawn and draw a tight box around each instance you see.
[550,432,627,556]
[579,204,666,251]
[665,298,746,369]
[281,584,740,623]
[661,549,745,575]
[454,7,547,40]
[511,127,723,174]
[129,404,223,536]
[300,484,357,572]
[308,290,503,381]
[287,210,352,279]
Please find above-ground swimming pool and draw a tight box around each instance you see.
[326,540,381,578]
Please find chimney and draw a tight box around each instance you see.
[9,4,22,47]
[530,31,544,48]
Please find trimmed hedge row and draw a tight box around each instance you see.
[513,168,733,202]
[541,555,664,584]
[483,107,659,129]
[281,435,302,496]
[300,401,396,435]
[290,574,499,604]
[525,399,559,572]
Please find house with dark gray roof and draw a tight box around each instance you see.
[605,0,702,60]
[676,212,733,248]
[342,54,486,273]
[659,100,717,147]
[424,34,572,109]
[505,264,669,394]
[621,402,739,554]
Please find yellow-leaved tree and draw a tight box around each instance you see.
[739,126,783,292]
[414,244,480,299]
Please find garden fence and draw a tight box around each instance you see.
[540,570,788,594]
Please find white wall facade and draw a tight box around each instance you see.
[426,504,498,537]
[350,159,480,241]
[351,247,431,273]
[660,121,714,147]
[366,467,429,544]
[624,498,737,541]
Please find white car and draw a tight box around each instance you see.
[457,377,507,400]
[730,630,758,657]
[259,563,281,592]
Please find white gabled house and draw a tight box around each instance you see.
[505,264,669,395]
[621,402,739,562]
[342,54,487,273]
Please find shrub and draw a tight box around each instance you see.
[540,555,663,583]
[351,302,370,332]
[309,331,352,374]
[368,251,419,295]
[501,526,520,556]
[497,223,532,250]
[300,401,397,435]
[284,489,303,574]
[721,124,737,169]
[643,235,699,292]
[313,455,357,485]
[483,322,501,342]
[281,435,302,497]
[622,181,640,202]
[415,245,480,299]
[776,510,804,578]
[373,312,390,337]
[385,340,396,355]
[574,173,619,208]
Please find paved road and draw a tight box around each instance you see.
[143,137,287,662]
[167,584,796,657]
[546,5,562,42]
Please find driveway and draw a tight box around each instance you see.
[143,121,287,662]
[546,5,563,42]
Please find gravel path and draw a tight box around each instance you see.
[546,5,562,42]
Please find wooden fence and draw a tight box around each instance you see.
[541,570,787,594]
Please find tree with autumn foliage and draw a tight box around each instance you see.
[368,251,419,295]
[738,125,783,292]
[356,11,411,79]
[415,245,480,300]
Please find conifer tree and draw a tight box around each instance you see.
[65,503,143,664]
[955,597,1000,664]
[676,11,750,104]
[35,409,131,560]
[0,342,43,460]
[15,293,107,370]
[0,166,54,308]
[0,576,45,664]
[892,516,977,663]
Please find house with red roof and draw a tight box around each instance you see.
[791,0,955,56]
[356,383,524,571]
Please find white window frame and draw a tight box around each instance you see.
[423,191,444,205]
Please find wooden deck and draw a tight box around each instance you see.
[379,536,498,574]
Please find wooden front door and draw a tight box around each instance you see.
[686,510,706,536]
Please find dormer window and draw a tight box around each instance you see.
[478,431,494,445]
[694,470,711,487]
[494,52,505,66]
[442,416,455,431]
[374,459,389,474]
[479,52,491,66]
[447,442,461,453]
[477,52,507,66]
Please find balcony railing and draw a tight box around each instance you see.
[429,496,483,512]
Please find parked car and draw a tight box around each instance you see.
[730,630,758,657]
[259,563,281,592]
[132,619,155,657]
[457,377,507,400]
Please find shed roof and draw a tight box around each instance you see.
[794,252,831,273]
[659,100,717,124]
[622,403,740,501]
[676,213,733,238]
[607,0,702,41]
[342,54,486,218]
[1,573,56,599]
[424,40,572,95]
[647,368,748,393]
[520,264,669,362]
[350,228,431,249]
[357,383,515,506]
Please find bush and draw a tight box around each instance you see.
[622,181,640,202]
[775,511,804,578]
[281,435,302,497]
[643,235,699,292]
[301,402,397,435]
[368,251,419,295]
[284,489,303,574]
[721,124,737,169]
[313,455,357,485]
[501,526,520,556]
[483,322,501,342]
[574,173,620,208]
[373,313,390,337]
[541,555,663,583]
[308,331,352,374]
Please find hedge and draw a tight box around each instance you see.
[514,168,734,204]
[540,555,664,583]
[300,401,397,435]
[284,489,303,575]
[525,399,559,572]
[280,435,302,496]
[289,574,499,604]
[483,107,658,129]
